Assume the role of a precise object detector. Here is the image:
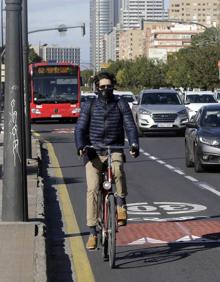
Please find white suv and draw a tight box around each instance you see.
[132,89,189,136]
[184,91,218,119]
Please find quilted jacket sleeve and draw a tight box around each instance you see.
[118,99,139,147]
[74,101,91,150]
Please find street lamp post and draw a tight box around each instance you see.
[28,23,86,36]
[2,0,27,221]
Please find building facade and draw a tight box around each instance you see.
[38,45,80,64]
[169,0,220,27]
[118,22,201,61]
[120,0,168,30]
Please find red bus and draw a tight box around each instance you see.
[29,62,81,121]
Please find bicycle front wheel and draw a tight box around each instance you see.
[108,193,116,268]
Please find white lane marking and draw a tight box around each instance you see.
[174,169,185,175]
[156,160,166,164]
[184,175,198,182]
[165,164,175,170]
[150,156,157,160]
[198,183,220,197]
[139,146,220,197]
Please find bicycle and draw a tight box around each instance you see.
[84,144,128,268]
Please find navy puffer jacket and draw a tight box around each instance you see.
[75,95,139,153]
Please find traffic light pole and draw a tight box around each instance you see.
[2,0,27,221]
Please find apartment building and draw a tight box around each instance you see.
[169,0,220,27]
[118,22,201,61]
[38,45,80,64]
[119,29,146,60]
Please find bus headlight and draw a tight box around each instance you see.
[31,108,41,115]
[72,108,81,113]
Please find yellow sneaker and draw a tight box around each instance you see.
[117,206,127,226]
[86,235,97,250]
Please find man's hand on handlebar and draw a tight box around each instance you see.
[78,146,86,157]
[129,143,139,158]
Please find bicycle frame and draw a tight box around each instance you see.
[85,144,128,267]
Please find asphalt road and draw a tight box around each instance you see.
[34,122,220,282]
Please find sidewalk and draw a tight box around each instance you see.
[0,132,46,282]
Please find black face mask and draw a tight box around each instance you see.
[100,88,113,99]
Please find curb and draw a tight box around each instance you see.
[33,138,47,282]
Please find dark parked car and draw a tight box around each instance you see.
[185,104,220,172]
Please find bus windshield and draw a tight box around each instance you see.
[33,76,78,103]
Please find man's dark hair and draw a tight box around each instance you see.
[93,71,117,89]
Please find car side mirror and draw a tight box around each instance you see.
[184,101,190,105]
[186,122,198,129]
[132,101,138,105]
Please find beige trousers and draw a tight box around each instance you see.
[85,152,127,227]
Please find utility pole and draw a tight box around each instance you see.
[22,0,31,158]
[2,0,27,221]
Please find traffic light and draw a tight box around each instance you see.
[82,23,86,36]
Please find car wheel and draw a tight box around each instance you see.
[185,141,193,167]
[194,146,204,172]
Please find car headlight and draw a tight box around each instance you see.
[199,137,220,146]
[178,109,188,115]
[139,108,151,115]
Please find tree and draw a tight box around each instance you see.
[191,27,220,47]
[28,46,42,64]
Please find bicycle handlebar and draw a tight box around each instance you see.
[84,144,129,150]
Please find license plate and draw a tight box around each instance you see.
[51,114,62,118]
[157,123,173,128]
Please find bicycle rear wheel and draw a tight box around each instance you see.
[108,193,116,268]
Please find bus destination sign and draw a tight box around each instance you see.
[33,65,77,75]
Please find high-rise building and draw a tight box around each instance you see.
[120,0,168,30]
[90,0,120,72]
[169,0,220,28]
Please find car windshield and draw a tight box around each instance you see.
[114,94,135,102]
[201,110,220,127]
[141,92,181,105]
[186,94,216,103]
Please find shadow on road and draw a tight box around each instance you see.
[41,146,74,282]
[115,239,220,269]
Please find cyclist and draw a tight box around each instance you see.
[75,71,139,250]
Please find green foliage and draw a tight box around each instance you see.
[106,57,168,94]
[166,45,220,89]
[99,28,220,92]
[28,47,42,64]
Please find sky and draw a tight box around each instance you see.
[2,0,169,67]
[28,0,90,65]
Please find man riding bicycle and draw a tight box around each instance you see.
[75,71,139,250]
